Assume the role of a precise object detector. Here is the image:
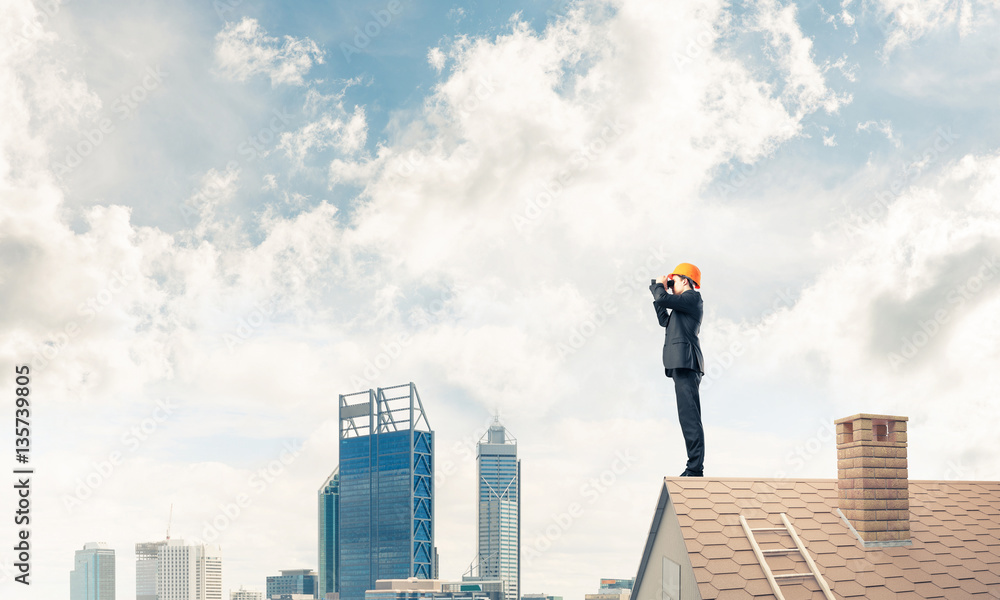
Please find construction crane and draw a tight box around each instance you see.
[166,504,173,540]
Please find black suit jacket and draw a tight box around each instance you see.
[650,283,704,375]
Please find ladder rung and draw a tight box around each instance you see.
[751,527,787,532]
[773,573,813,580]
[761,548,797,554]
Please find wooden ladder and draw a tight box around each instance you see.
[739,512,837,600]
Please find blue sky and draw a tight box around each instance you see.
[2,0,1000,598]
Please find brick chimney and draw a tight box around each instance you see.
[835,413,910,547]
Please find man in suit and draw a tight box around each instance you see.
[650,263,705,477]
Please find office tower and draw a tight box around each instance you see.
[476,420,519,600]
[319,468,340,599]
[267,569,318,598]
[70,542,115,600]
[338,383,434,600]
[583,579,633,600]
[136,541,167,600]
[230,586,262,600]
[155,539,222,600]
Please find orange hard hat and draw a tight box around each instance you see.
[670,263,701,288]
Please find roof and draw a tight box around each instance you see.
[633,477,1000,599]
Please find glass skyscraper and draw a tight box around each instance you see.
[266,569,318,597]
[135,541,166,600]
[338,383,434,600]
[476,421,520,600]
[70,542,115,600]
[319,468,340,599]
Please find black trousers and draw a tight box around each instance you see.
[667,367,704,474]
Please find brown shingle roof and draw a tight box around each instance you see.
[639,477,1000,599]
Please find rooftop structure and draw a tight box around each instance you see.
[631,414,1000,599]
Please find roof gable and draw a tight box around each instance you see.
[632,477,1000,599]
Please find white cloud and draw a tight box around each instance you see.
[428,46,447,72]
[262,173,277,190]
[278,106,367,166]
[857,119,901,147]
[875,0,1000,54]
[753,0,851,116]
[213,17,324,86]
[744,151,1000,480]
[827,54,858,82]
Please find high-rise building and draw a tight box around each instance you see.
[338,383,434,600]
[319,468,340,599]
[475,420,519,600]
[584,579,633,600]
[154,539,222,600]
[230,586,263,600]
[70,542,115,600]
[136,541,167,600]
[267,569,318,598]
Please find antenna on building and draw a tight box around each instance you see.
[166,504,173,540]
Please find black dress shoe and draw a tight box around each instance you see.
[680,470,704,477]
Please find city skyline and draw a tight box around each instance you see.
[66,403,629,600]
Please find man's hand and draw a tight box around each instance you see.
[656,275,670,286]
